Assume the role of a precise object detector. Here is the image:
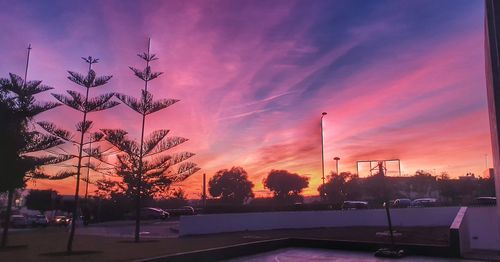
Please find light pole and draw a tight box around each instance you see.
[202,173,207,209]
[321,112,327,194]
[334,157,340,175]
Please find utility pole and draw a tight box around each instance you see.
[202,173,206,209]
[320,112,327,197]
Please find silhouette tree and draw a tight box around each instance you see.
[437,174,458,204]
[37,56,118,252]
[363,172,391,206]
[456,174,479,204]
[170,188,188,205]
[97,40,199,242]
[409,170,436,197]
[438,172,450,180]
[0,46,63,248]
[263,170,309,203]
[477,176,496,197]
[25,190,59,215]
[318,172,360,206]
[156,188,189,208]
[344,173,363,200]
[208,167,254,204]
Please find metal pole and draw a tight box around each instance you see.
[202,173,206,209]
[320,112,327,195]
[23,44,32,85]
[385,201,395,248]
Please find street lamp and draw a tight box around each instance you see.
[321,112,327,192]
[334,157,340,175]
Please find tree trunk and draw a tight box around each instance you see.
[1,189,14,248]
[134,186,141,242]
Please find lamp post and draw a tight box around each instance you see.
[334,157,340,175]
[321,112,327,194]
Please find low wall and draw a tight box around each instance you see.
[463,207,500,251]
[449,207,468,256]
[180,207,460,236]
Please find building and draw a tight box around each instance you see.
[485,0,500,215]
[483,168,495,179]
[480,0,500,251]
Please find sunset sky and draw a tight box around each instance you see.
[0,0,491,197]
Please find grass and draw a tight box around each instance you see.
[0,226,450,261]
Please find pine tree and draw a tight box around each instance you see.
[0,45,63,248]
[98,39,199,242]
[37,56,119,252]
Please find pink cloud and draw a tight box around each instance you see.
[0,1,489,198]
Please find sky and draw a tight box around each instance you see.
[0,0,491,198]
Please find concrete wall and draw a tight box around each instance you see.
[449,207,469,256]
[463,207,500,251]
[485,0,500,221]
[180,207,460,236]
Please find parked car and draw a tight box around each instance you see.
[472,197,496,206]
[164,206,195,216]
[10,215,28,228]
[391,198,412,208]
[342,201,368,210]
[411,198,437,207]
[30,214,49,227]
[126,208,169,220]
[142,208,169,220]
[53,216,71,226]
[0,210,22,228]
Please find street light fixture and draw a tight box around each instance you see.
[321,112,327,194]
[334,157,340,175]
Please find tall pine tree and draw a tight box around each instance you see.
[99,39,199,242]
[38,56,119,252]
[0,45,63,248]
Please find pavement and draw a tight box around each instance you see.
[463,250,500,261]
[228,247,477,262]
[76,219,180,238]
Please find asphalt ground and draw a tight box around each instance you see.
[0,224,454,261]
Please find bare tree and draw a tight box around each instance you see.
[98,39,199,242]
